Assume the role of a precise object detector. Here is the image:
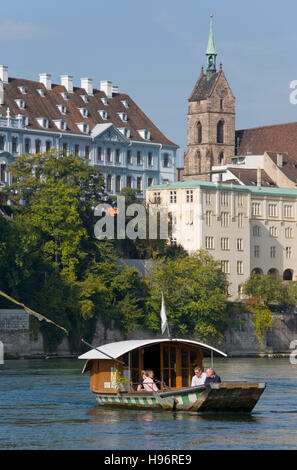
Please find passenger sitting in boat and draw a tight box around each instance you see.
[143,370,159,392]
[204,368,221,384]
[137,370,146,391]
[191,367,206,386]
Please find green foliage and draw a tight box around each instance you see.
[250,304,273,343]
[145,250,229,342]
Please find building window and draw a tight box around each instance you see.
[148,152,153,166]
[252,202,261,216]
[206,192,211,205]
[221,260,230,274]
[148,177,153,187]
[186,190,193,203]
[25,138,30,153]
[97,147,102,161]
[237,239,243,251]
[137,151,141,165]
[217,120,224,144]
[206,211,212,226]
[237,261,244,275]
[153,192,161,204]
[107,148,111,162]
[85,145,89,158]
[254,245,260,258]
[116,175,121,193]
[238,193,244,207]
[127,176,132,188]
[284,205,293,218]
[12,137,18,153]
[221,238,230,251]
[127,150,132,164]
[268,203,278,218]
[270,246,276,258]
[35,139,41,154]
[0,135,5,151]
[269,226,278,238]
[115,149,120,163]
[62,143,68,154]
[164,153,169,168]
[221,192,229,206]
[238,213,244,228]
[170,191,177,204]
[137,177,142,190]
[205,236,214,250]
[74,144,79,156]
[220,99,223,111]
[285,227,293,239]
[107,175,112,192]
[45,140,51,152]
[197,122,202,143]
[219,152,224,164]
[253,225,261,237]
[221,212,230,228]
[286,247,292,259]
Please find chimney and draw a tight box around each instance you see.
[277,153,283,168]
[61,75,73,93]
[0,65,8,84]
[100,80,113,98]
[81,78,93,96]
[257,168,262,187]
[112,85,119,95]
[39,73,52,90]
[0,82,4,105]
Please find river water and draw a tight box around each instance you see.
[1,357,297,450]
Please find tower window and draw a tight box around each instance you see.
[197,121,202,144]
[220,99,223,111]
[217,120,224,144]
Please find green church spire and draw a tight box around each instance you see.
[206,14,217,80]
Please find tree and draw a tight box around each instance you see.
[243,273,285,307]
[145,250,229,342]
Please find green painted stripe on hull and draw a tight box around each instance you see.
[182,395,190,405]
[143,398,149,405]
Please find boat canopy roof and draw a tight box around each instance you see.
[78,338,227,360]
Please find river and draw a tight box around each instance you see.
[1,357,297,450]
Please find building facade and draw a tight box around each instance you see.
[0,67,178,195]
[146,180,297,299]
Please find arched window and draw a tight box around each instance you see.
[107,175,112,192]
[252,268,263,275]
[217,120,224,144]
[268,268,279,278]
[219,152,224,164]
[283,269,293,281]
[116,175,121,193]
[197,122,202,144]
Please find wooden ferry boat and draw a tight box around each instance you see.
[79,338,266,413]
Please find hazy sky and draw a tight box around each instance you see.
[1,0,297,165]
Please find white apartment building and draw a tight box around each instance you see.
[0,66,178,195]
[146,180,297,299]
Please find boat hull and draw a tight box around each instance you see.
[94,382,266,413]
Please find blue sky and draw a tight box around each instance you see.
[1,0,297,165]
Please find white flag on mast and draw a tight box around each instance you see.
[160,291,168,335]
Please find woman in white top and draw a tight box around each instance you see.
[143,370,159,392]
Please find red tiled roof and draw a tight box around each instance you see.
[0,77,177,147]
[226,168,276,187]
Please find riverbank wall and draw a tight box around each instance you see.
[1,309,297,359]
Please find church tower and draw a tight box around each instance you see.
[183,15,235,180]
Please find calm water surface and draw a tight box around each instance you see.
[1,358,297,450]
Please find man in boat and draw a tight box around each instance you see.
[191,367,206,386]
[205,368,221,384]
[143,370,159,392]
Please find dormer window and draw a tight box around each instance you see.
[36,117,49,129]
[98,110,108,120]
[15,99,25,109]
[60,92,68,100]
[119,127,130,138]
[57,104,67,115]
[101,97,108,105]
[37,88,45,97]
[118,112,128,122]
[78,107,88,118]
[81,95,88,103]
[76,122,89,133]
[138,129,151,140]
[18,86,26,94]
[121,99,129,108]
[53,119,67,131]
